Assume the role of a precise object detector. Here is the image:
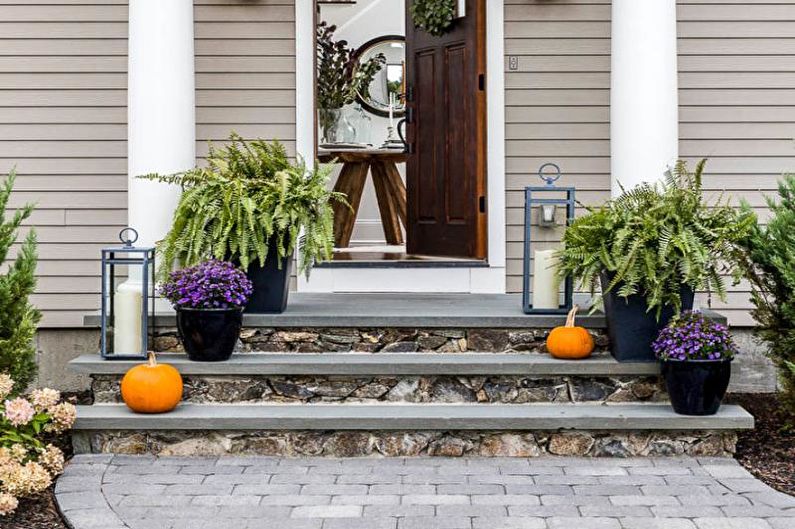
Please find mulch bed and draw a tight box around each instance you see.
[728,392,795,496]
[2,392,792,528]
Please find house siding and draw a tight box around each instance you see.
[504,0,795,326]
[0,0,296,327]
[0,0,129,328]
[678,0,795,326]
[503,0,611,296]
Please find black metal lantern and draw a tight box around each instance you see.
[100,228,155,359]
[522,163,575,315]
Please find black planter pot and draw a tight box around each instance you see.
[176,307,242,362]
[600,273,694,363]
[236,241,293,314]
[661,359,732,415]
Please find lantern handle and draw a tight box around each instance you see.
[538,163,561,186]
[119,227,139,248]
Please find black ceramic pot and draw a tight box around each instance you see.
[235,240,293,314]
[600,273,694,363]
[661,359,732,416]
[176,307,242,362]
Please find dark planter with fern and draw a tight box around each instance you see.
[600,272,694,362]
[557,160,754,362]
[142,134,343,314]
[241,239,293,314]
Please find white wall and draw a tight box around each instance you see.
[319,0,406,245]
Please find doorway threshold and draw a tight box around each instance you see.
[319,251,488,269]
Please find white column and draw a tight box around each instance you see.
[610,0,679,196]
[127,0,196,247]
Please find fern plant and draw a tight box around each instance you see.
[557,159,755,318]
[140,134,345,279]
[736,175,795,415]
[0,169,41,393]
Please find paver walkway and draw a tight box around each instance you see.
[56,455,795,529]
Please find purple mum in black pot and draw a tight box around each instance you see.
[653,311,738,415]
[160,260,253,362]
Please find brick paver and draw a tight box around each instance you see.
[56,455,795,529]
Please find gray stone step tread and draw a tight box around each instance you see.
[83,293,610,329]
[73,403,753,431]
[69,353,660,376]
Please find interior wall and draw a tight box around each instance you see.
[319,0,406,246]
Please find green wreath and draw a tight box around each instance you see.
[410,0,457,37]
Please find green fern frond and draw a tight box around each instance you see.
[557,159,755,319]
[139,134,347,280]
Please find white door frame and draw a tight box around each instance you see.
[295,0,506,293]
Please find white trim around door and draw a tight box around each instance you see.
[295,0,506,294]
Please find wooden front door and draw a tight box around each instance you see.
[404,0,487,258]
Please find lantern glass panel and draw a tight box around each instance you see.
[100,243,155,360]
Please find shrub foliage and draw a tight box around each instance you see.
[737,175,795,414]
[0,170,40,392]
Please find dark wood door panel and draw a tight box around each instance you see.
[405,0,487,258]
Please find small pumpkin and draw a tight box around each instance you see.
[121,352,183,414]
[546,305,595,359]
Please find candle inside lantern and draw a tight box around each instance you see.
[388,93,395,128]
[114,280,143,353]
[532,249,560,309]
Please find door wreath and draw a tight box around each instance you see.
[410,0,458,37]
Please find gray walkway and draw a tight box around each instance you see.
[56,455,795,529]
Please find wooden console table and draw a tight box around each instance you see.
[318,149,408,248]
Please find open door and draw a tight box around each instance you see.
[404,0,487,259]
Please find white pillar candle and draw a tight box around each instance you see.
[114,281,143,354]
[533,249,560,310]
[610,0,678,196]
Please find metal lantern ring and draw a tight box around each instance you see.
[521,163,575,315]
[100,227,156,359]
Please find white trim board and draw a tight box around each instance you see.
[296,0,506,294]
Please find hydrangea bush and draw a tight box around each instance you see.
[0,373,76,516]
[160,260,253,310]
[652,311,738,362]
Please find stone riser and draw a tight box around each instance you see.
[91,374,666,405]
[153,327,610,354]
[75,429,738,458]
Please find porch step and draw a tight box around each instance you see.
[70,353,659,376]
[73,402,753,431]
[73,353,667,405]
[71,402,753,457]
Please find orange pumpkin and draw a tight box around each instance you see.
[121,352,183,414]
[546,305,595,359]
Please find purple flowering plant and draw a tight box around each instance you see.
[160,260,253,310]
[652,311,738,362]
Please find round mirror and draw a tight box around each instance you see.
[355,35,406,118]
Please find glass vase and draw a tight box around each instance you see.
[319,108,343,144]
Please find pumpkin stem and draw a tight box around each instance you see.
[147,351,157,367]
[566,305,579,327]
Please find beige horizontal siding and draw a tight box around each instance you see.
[0,0,128,328]
[0,0,296,327]
[677,0,795,326]
[503,0,612,307]
[504,0,795,327]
